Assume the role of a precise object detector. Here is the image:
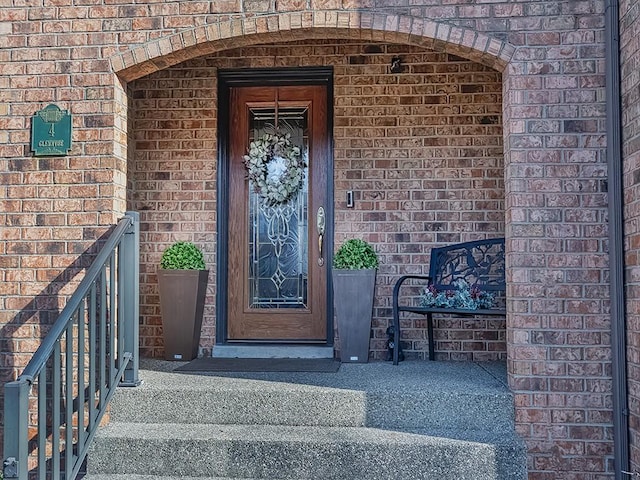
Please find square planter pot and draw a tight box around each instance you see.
[157,269,209,361]
[332,269,376,363]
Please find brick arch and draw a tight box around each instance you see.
[110,11,515,81]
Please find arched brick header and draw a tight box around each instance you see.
[110,10,515,81]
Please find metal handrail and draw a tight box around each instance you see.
[3,211,140,480]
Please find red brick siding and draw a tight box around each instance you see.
[130,67,218,357]
[129,41,505,359]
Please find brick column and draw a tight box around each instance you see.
[503,25,611,476]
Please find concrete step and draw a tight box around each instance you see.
[87,422,526,480]
[211,345,334,359]
[86,361,526,479]
[109,361,515,432]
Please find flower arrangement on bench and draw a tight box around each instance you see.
[420,279,496,310]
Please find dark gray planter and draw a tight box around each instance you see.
[332,269,376,363]
[157,269,209,361]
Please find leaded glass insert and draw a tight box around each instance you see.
[248,107,309,309]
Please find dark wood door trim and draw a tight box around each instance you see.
[216,68,334,346]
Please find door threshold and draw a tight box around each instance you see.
[212,345,335,359]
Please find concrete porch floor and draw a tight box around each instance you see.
[138,357,509,391]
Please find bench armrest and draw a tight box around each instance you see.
[391,275,431,365]
[392,275,432,306]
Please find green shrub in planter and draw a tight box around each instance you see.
[332,239,379,270]
[160,242,206,270]
[158,241,208,361]
[332,238,379,363]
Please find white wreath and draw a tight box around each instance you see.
[243,132,306,206]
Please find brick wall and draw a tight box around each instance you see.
[129,41,505,360]
[502,1,611,476]
[621,0,640,473]
[0,1,613,478]
[130,65,218,357]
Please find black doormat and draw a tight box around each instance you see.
[174,357,341,373]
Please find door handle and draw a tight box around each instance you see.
[317,207,326,266]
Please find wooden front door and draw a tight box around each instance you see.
[226,85,329,341]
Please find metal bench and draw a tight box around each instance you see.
[391,237,506,365]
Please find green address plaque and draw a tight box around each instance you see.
[31,104,72,156]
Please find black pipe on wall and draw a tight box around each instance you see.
[605,0,630,478]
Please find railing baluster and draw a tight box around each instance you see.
[99,265,107,410]
[52,341,61,480]
[77,298,86,473]
[110,252,117,386]
[65,321,74,478]
[117,242,125,370]
[89,267,107,431]
[38,368,47,479]
[78,282,97,450]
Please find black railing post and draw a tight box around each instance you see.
[3,379,30,480]
[120,211,141,386]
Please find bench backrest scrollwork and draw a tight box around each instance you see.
[428,237,505,293]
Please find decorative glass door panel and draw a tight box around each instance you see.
[227,85,328,341]
[248,107,309,310]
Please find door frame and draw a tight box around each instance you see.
[216,67,335,346]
